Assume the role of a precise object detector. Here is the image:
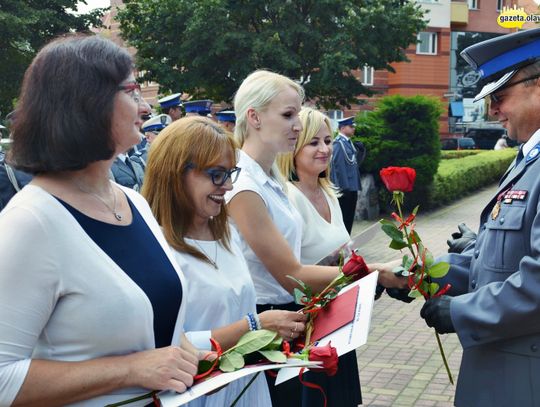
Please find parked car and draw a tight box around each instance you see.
[465,126,517,149]
[441,137,476,150]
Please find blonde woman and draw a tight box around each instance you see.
[277,106,362,406]
[226,70,405,405]
[142,116,306,407]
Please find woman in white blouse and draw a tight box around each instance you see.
[0,35,197,406]
[226,70,405,406]
[277,106,362,406]
[142,116,306,407]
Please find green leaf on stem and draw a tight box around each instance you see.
[428,282,440,296]
[412,205,420,216]
[197,359,215,375]
[220,351,245,372]
[265,335,283,350]
[409,288,423,298]
[258,350,287,363]
[390,239,408,250]
[382,223,405,242]
[287,275,309,292]
[293,288,305,306]
[410,229,422,244]
[424,250,434,268]
[230,329,278,355]
[380,219,396,227]
[402,255,413,271]
[428,262,450,278]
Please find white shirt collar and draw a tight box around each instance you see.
[521,128,540,158]
[238,150,282,190]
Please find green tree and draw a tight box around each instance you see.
[355,94,443,210]
[0,1,105,118]
[118,0,426,108]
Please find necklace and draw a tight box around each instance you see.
[74,181,123,221]
[192,239,218,269]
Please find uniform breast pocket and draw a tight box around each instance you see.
[483,205,526,272]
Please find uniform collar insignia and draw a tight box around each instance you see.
[526,143,540,163]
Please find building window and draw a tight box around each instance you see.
[326,110,343,131]
[468,0,478,9]
[416,32,438,55]
[362,66,374,86]
[497,0,504,11]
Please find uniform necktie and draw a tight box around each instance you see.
[515,146,524,167]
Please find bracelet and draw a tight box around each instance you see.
[245,313,258,331]
[254,313,262,330]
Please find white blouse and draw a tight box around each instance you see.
[0,185,187,407]
[172,228,271,407]
[286,182,350,265]
[225,150,303,305]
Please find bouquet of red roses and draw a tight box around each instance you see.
[379,166,454,384]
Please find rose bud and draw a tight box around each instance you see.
[342,251,369,281]
[308,343,338,376]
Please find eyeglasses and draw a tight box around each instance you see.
[490,74,540,103]
[185,163,241,186]
[118,82,142,104]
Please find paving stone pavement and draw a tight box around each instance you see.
[351,183,499,407]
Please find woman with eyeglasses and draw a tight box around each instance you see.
[0,35,198,406]
[142,116,306,407]
[226,70,406,406]
[277,106,361,406]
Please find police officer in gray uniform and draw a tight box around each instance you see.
[331,117,361,234]
[421,27,540,406]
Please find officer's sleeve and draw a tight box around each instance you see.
[434,245,474,296]
[330,140,345,186]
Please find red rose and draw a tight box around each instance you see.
[379,166,416,193]
[308,343,338,376]
[342,251,369,281]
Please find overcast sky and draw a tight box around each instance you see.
[76,0,110,14]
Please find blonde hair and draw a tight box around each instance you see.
[277,107,337,198]
[233,70,305,183]
[142,116,237,265]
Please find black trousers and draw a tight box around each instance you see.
[338,190,358,235]
[256,303,362,407]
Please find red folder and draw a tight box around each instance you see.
[310,285,359,343]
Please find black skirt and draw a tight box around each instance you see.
[257,302,362,407]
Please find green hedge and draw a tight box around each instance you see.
[356,94,443,210]
[429,149,517,208]
[440,150,482,160]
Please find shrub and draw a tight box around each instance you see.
[355,94,443,210]
[440,150,482,160]
[429,149,517,208]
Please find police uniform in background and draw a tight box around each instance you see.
[183,99,213,117]
[0,150,32,212]
[420,28,540,406]
[158,92,182,121]
[330,117,361,234]
[110,153,145,191]
[216,109,236,132]
[131,114,172,169]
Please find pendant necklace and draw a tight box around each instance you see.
[192,239,218,269]
[75,181,123,221]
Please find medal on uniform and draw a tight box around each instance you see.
[491,201,501,220]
